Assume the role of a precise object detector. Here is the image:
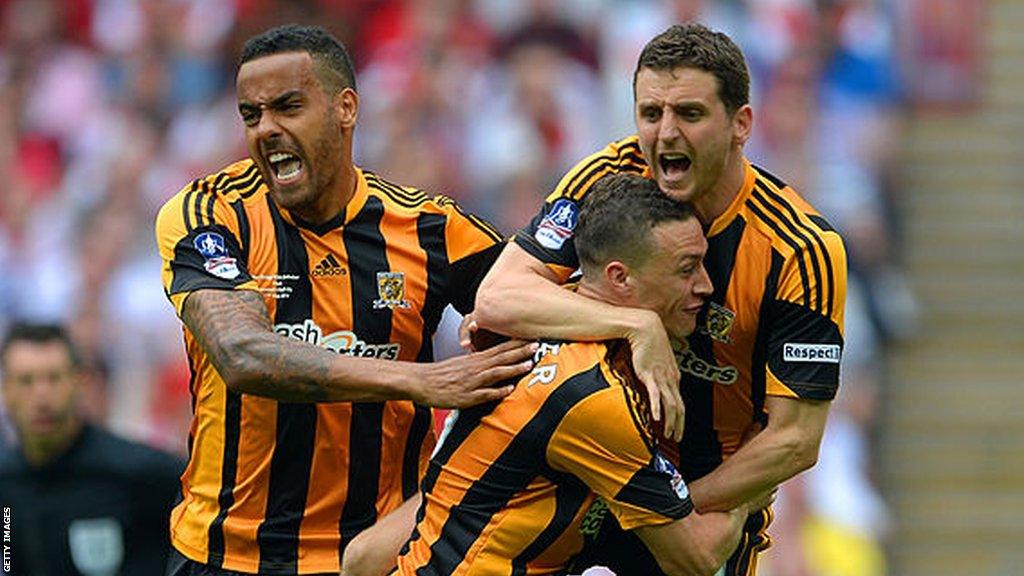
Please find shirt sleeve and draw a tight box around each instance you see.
[513,137,648,282]
[546,385,693,530]
[433,195,505,315]
[155,179,258,316]
[765,223,848,400]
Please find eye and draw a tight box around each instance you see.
[640,107,661,122]
[240,109,259,127]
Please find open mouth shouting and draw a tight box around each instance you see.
[267,151,304,184]
[658,152,692,184]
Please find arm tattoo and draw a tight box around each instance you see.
[181,289,341,402]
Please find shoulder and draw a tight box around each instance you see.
[363,170,432,213]
[81,427,184,480]
[744,164,846,259]
[550,136,648,203]
[156,159,266,232]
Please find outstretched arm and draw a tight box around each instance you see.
[474,242,683,440]
[182,288,535,406]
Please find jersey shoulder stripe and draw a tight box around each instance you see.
[750,167,839,317]
[553,135,648,202]
[749,172,835,315]
[365,171,429,209]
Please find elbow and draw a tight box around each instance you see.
[781,432,821,476]
[213,333,269,393]
[473,278,515,332]
[340,536,371,576]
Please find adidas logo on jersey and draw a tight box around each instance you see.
[311,253,346,277]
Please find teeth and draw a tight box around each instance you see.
[662,153,689,160]
[268,152,295,163]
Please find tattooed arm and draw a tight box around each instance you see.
[181,289,535,405]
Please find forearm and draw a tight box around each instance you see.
[475,244,654,342]
[216,330,413,402]
[637,507,748,575]
[184,289,413,403]
[688,427,816,513]
[342,494,420,576]
[478,276,653,341]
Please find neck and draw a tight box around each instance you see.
[693,152,746,226]
[21,420,83,467]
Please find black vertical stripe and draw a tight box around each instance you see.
[401,406,432,499]
[416,213,448,362]
[194,181,211,229]
[757,183,836,318]
[752,185,824,313]
[229,199,251,261]
[207,390,243,567]
[510,474,590,575]
[677,217,744,481]
[400,400,501,558]
[339,195,391,555]
[745,199,811,309]
[751,252,784,428]
[182,181,199,232]
[204,178,219,226]
[256,197,318,573]
[422,366,609,575]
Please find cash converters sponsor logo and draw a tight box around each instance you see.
[677,348,738,385]
[275,319,400,360]
[783,343,841,363]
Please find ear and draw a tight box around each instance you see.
[336,87,359,129]
[604,260,634,296]
[731,104,753,148]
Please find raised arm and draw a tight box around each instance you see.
[182,288,535,407]
[475,242,684,439]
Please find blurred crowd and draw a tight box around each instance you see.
[0,0,922,574]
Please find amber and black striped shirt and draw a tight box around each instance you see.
[515,135,848,481]
[155,160,503,574]
[395,340,692,575]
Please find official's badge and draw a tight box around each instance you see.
[702,302,735,343]
[373,271,411,309]
[68,517,124,576]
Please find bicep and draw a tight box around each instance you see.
[764,395,830,446]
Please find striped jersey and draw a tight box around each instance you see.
[155,159,504,574]
[515,135,847,481]
[395,340,693,575]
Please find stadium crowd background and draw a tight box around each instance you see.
[0,0,932,573]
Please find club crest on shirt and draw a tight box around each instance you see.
[701,302,735,344]
[373,271,411,310]
[194,231,240,280]
[534,199,579,250]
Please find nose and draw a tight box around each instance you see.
[658,109,681,143]
[694,264,713,298]
[253,109,282,141]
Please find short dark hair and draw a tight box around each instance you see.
[1,322,80,373]
[240,24,357,93]
[576,173,696,274]
[633,23,750,114]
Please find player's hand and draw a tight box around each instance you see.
[458,312,477,350]
[414,340,537,408]
[626,311,683,442]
